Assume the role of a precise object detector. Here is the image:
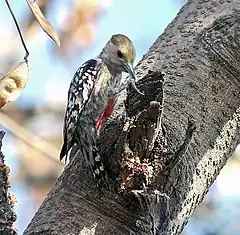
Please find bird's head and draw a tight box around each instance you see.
[102,34,143,95]
[102,34,136,75]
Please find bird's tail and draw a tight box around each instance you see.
[91,148,110,190]
[76,129,110,191]
[59,141,67,161]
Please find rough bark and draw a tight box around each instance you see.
[23,0,240,235]
[0,132,17,235]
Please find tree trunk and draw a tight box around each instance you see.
[0,132,17,235]
[23,0,240,234]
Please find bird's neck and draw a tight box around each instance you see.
[98,51,122,76]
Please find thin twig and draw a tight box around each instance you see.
[4,0,29,61]
[0,111,63,166]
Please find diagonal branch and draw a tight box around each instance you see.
[23,0,240,235]
[0,112,62,165]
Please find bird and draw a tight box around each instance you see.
[60,34,143,189]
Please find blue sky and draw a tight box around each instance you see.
[0,0,184,107]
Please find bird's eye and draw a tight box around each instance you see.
[117,50,123,58]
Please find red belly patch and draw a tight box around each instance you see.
[96,98,117,132]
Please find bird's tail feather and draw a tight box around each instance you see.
[59,141,67,161]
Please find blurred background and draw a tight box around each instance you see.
[0,0,239,234]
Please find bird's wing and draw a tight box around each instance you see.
[60,59,104,161]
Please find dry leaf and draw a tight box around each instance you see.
[26,0,60,47]
[0,60,29,108]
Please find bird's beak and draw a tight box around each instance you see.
[125,63,144,95]
[125,63,136,80]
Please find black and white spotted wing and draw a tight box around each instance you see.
[60,59,103,161]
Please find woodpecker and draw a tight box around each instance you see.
[60,34,143,189]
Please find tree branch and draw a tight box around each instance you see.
[0,111,63,165]
[23,0,240,234]
[0,132,17,235]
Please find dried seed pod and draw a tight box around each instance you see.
[0,60,29,108]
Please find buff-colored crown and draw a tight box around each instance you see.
[110,34,136,64]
